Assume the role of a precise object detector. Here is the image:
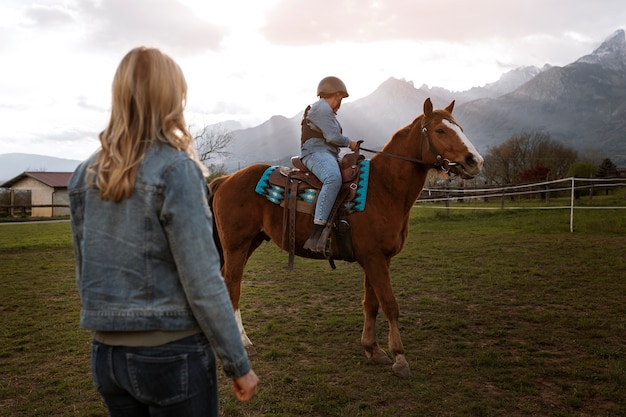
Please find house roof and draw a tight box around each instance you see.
[1,172,73,188]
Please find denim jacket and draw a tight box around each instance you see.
[69,144,250,378]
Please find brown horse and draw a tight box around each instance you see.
[209,98,483,378]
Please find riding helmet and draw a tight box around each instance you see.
[317,76,349,98]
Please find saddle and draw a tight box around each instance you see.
[267,146,365,270]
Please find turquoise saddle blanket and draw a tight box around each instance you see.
[254,160,370,213]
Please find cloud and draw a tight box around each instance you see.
[76,0,226,55]
[209,101,252,116]
[77,96,109,113]
[2,0,625,161]
[35,127,100,144]
[261,0,626,46]
[23,4,75,27]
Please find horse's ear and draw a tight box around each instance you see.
[445,100,455,114]
[423,98,433,116]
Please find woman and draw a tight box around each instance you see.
[300,76,358,253]
[69,47,258,416]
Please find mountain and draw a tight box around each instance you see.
[575,29,626,70]
[223,71,535,170]
[456,29,626,165]
[0,153,81,184]
[221,29,626,169]
[222,79,431,170]
[454,65,549,101]
[227,115,302,169]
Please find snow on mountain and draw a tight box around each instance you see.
[575,29,626,71]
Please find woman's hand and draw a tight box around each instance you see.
[232,370,259,402]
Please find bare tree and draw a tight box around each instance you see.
[190,125,233,163]
[578,148,605,166]
[483,132,578,185]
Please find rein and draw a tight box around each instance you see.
[358,119,458,174]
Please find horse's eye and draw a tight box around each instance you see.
[435,128,445,134]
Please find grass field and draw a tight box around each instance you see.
[1,194,625,416]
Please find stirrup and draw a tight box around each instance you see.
[303,237,320,253]
[303,225,331,255]
[303,237,324,254]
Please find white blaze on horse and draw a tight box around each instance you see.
[209,98,483,378]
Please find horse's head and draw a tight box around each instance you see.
[415,98,483,179]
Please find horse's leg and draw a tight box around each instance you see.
[234,308,253,352]
[361,258,410,378]
[221,245,256,354]
[232,233,267,355]
[361,276,392,365]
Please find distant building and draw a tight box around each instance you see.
[1,172,73,217]
[601,167,626,178]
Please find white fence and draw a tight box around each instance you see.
[416,177,626,233]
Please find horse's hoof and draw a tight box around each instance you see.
[392,355,411,378]
[392,363,411,378]
[245,345,257,356]
[365,346,393,365]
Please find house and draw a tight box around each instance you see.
[1,172,73,217]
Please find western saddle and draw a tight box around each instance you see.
[267,145,365,270]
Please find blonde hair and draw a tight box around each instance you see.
[90,47,207,202]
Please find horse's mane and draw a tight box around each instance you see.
[382,114,422,152]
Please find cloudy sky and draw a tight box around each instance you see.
[0,0,624,161]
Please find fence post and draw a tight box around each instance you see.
[570,177,575,233]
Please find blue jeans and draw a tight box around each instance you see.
[91,334,218,417]
[302,151,342,224]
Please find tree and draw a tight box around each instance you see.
[567,161,597,178]
[482,132,578,186]
[578,148,605,166]
[205,162,229,183]
[517,166,551,183]
[190,124,233,163]
[597,158,617,178]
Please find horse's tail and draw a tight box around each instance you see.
[208,175,230,268]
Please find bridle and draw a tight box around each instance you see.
[358,117,459,175]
